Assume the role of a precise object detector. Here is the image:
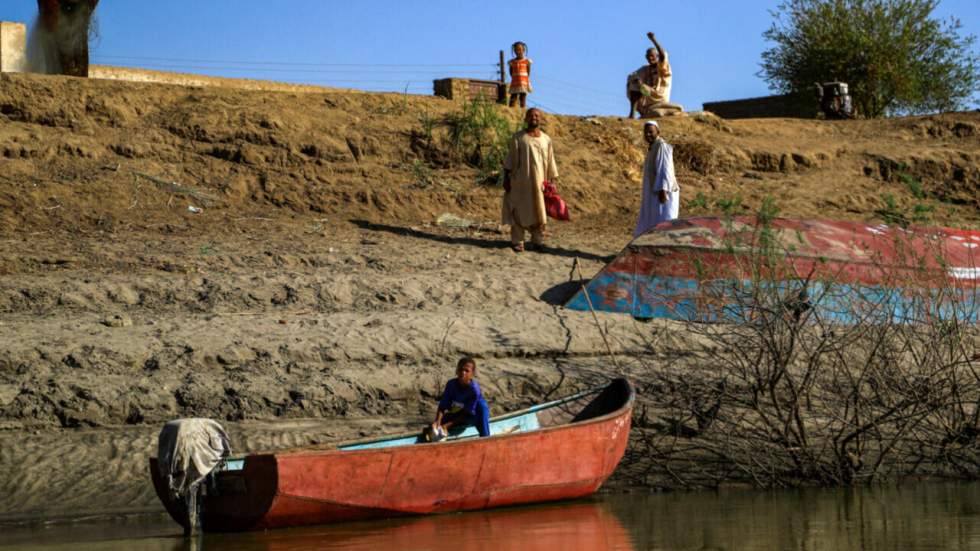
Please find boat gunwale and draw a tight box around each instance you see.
[629,217,980,266]
[234,378,635,462]
[625,242,980,276]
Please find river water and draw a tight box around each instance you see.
[3,482,979,550]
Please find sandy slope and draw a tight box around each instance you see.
[1,72,978,235]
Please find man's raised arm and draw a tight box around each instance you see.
[646,32,665,60]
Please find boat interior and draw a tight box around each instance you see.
[221,378,632,470]
[339,377,632,450]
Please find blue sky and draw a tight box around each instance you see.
[3,1,977,116]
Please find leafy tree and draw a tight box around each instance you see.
[760,0,980,117]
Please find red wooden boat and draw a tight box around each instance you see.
[149,378,634,532]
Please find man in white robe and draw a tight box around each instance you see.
[634,121,680,237]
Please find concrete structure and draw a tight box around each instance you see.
[89,65,369,94]
[434,78,506,104]
[7,62,390,96]
[0,22,27,73]
[0,29,482,101]
[703,93,817,120]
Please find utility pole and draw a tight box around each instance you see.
[498,50,507,104]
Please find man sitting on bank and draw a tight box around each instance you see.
[627,32,684,119]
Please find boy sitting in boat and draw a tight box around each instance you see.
[428,357,491,441]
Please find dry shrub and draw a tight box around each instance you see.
[628,214,980,488]
[672,142,716,175]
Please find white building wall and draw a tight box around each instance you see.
[0,22,27,73]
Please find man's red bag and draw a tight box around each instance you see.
[542,180,570,221]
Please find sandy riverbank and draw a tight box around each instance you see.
[2,72,979,522]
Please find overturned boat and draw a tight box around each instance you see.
[567,217,980,322]
[150,378,634,532]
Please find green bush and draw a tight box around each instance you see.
[912,203,935,224]
[761,0,980,117]
[445,97,520,183]
[875,193,906,225]
[688,192,709,210]
[899,172,926,199]
[715,195,744,216]
[410,159,435,189]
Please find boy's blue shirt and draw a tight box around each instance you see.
[438,379,484,416]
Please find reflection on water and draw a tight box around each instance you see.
[3,482,980,550]
[612,481,980,551]
[0,501,632,551]
[209,501,630,551]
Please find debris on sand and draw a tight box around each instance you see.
[436,213,475,229]
[133,171,221,207]
[101,314,133,328]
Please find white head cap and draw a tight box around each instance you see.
[644,120,659,129]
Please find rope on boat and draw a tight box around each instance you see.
[572,258,623,373]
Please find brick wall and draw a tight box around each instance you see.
[433,78,505,104]
[703,93,818,120]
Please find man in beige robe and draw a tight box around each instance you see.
[502,108,559,252]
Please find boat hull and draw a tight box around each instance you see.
[150,379,634,532]
[567,217,980,321]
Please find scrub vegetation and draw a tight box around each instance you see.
[626,206,980,488]
[445,97,522,184]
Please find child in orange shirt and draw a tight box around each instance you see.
[508,42,532,109]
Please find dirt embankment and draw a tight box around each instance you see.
[1,72,978,236]
[0,73,978,521]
